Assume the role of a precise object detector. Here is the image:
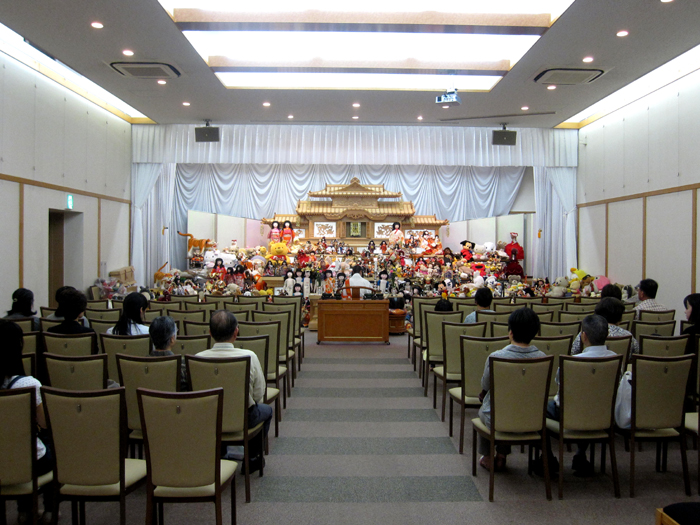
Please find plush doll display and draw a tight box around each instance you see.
[267,220,282,247]
[504,232,524,261]
[388,222,405,248]
[281,220,295,248]
[267,242,290,265]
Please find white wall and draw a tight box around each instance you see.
[0,51,132,311]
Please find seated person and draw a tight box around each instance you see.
[196,311,272,473]
[434,298,453,312]
[478,307,546,471]
[465,288,494,323]
[600,283,622,300]
[46,289,94,334]
[45,286,90,328]
[348,265,372,291]
[633,278,666,319]
[149,316,187,390]
[546,314,617,476]
[4,288,40,331]
[107,292,149,335]
[571,297,638,355]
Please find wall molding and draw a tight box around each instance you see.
[0,173,130,205]
[578,182,700,208]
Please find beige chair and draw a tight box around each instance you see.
[238,321,287,408]
[493,303,521,313]
[565,302,597,312]
[237,296,269,310]
[41,387,147,525]
[546,297,575,305]
[43,332,96,357]
[21,354,36,377]
[516,297,543,307]
[186,301,217,320]
[100,334,152,383]
[9,317,35,333]
[252,310,296,388]
[534,311,555,323]
[143,309,165,322]
[558,310,595,323]
[271,296,305,366]
[617,320,631,331]
[263,302,302,371]
[684,411,699,494]
[475,311,511,338]
[452,298,476,306]
[172,295,200,304]
[186,356,265,502]
[605,336,633,371]
[22,331,40,356]
[639,310,677,322]
[471,356,554,501]
[532,303,564,314]
[117,354,181,457]
[680,320,692,333]
[111,299,124,311]
[151,300,178,311]
[616,354,693,497]
[40,307,57,318]
[224,303,257,316]
[540,321,581,337]
[491,322,510,338]
[410,298,440,369]
[237,335,281,438]
[86,299,110,309]
[531,335,574,397]
[624,302,636,311]
[170,335,211,358]
[578,297,601,306]
[0,387,53,525]
[39,318,63,332]
[422,310,464,394]
[137,388,236,525]
[89,319,116,335]
[450,336,510,454]
[85,308,120,323]
[434,322,487,421]
[205,296,235,310]
[639,335,689,357]
[184,320,212,336]
[547,355,623,499]
[45,353,108,390]
[455,302,478,318]
[632,320,676,338]
[491,298,514,305]
[620,310,636,323]
[168,309,206,325]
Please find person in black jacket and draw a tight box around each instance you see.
[46,289,94,334]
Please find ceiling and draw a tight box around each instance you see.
[1,0,699,129]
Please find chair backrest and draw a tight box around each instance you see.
[237,321,281,378]
[491,322,510,337]
[475,311,511,335]
[185,301,217,320]
[85,308,121,322]
[42,387,126,487]
[224,303,257,315]
[89,319,116,335]
[632,320,676,338]
[605,336,633,370]
[183,320,211,336]
[490,356,553,433]
[532,303,564,313]
[493,303,521,313]
[516,297,543,307]
[40,306,57,317]
[167,309,206,324]
[10,317,34,333]
[152,300,179,311]
[459,336,510,398]
[43,332,96,357]
[45,353,108,390]
[578,297,601,305]
[138,388,223,489]
[491,297,514,305]
[531,335,574,395]
[620,310,636,323]
[558,310,595,323]
[87,299,110,309]
[638,334,689,357]
[252,310,291,355]
[631,355,693,430]
[143,309,164,322]
[117,354,181,431]
[565,302,597,312]
[534,311,554,322]
[111,299,124,311]
[545,297,575,304]
[272,296,303,335]
[680,320,692,333]
[236,335,272,384]
[617,320,631,331]
[22,354,35,376]
[263,303,299,338]
[0,387,38,486]
[39,318,62,332]
[413,298,440,337]
[624,302,636,310]
[186,356,250,434]
[100,334,152,382]
[170,335,212,357]
[456,303,477,317]
[22,331,40,356]
[174,295,200,303]
[559,355,622,431]
[205,296,234,310]
[423,311,465,360]
[540,321,581,337]
[639,310,677,322]
[451,298,476,306]
[442,322,487,376]
[237,296,269,309]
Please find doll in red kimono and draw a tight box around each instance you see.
[281,220,295,248]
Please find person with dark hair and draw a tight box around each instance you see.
[46,289,94,334]
[434,298,453,312]
[634,278,666,319]
[0,320,55,523]
[4,288,40,331]
[571,297,638,355]
[348,265,372,290]
[600,284,622,300]
[45,286,90,328]
[196,310,272,472]
[681,294,700,398]
[107,292,149,335]
[477,308,546,471]
[464,287,494,323]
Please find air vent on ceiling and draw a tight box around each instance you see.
[534,68,604,85]
[110,62,181,79]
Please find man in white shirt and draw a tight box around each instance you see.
[197,310,272,473]
[348,265,373,291]
[633,278,666,319]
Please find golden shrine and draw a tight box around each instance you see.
[263,178,448,246]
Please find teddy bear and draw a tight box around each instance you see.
[546,276,570,298]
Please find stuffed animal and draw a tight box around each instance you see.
[546,276,570,298]
[266,242,290,265]
[177,231,216,256]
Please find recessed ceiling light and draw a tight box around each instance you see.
[417,116,423,120]
[262,102,271,107]
[352,116,359,120]
[288,115,294,119]
[617,30,629,37]
[352,103,360,108]
[547,85,557,90]
[182,102,190,106]
[521,106,529,110]
[157,80,167,85]
[122,49,134,56]
[91,22,104,29]
[442,105,450,109]
[582,56,594,63]
[660,0,673,3]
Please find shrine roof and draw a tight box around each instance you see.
[410,215,450,227]
[297,199,415,218]
[307,177,402,199]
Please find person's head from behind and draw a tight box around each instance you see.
[581,314,609,347]
[352,266,362,276]
[0,320,24,380]
[600,284,622,300]
[209,310,238,343]
[7,288,36,317]
[474,287,493,309]
[683,293,700,324]
[595,297,625,325]
[61,289,87,322]
[54,285,76,317]
[435,298,453,312]
[638,278,658,300]
[507,307,540,345]
[149,316,177,351]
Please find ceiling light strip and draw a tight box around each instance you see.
[210,66,510,76]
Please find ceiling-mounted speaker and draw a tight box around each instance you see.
[195,126,220,142]
[492,130,517,146]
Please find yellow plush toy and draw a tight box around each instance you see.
[266,242,290,265]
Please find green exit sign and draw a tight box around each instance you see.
[66,194,74,210]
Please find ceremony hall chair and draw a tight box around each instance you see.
[100,334,151,383]
[45,353,108,390]
[638,335,689,357]
[238,321,287,408]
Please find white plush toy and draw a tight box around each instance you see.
[546,276,570,298]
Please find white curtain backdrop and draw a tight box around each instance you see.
[130,163,164,285]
